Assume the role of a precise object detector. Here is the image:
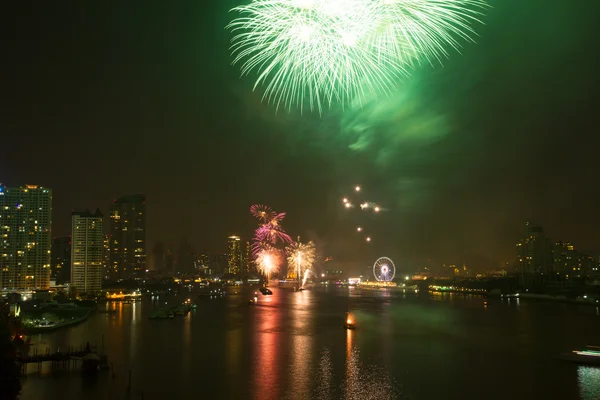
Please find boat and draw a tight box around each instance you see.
[344,313,356,330]
[249,293,259,304]
[259,287,273,295]
[149,308,171,320]
[560,346,600,365]
[183,299,197,310]
[172,305,189,316]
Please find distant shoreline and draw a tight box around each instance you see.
[501,293,600,306]
[22,308,93,334]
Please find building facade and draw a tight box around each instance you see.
[516,222,553,289]
[516,222,600,290]
[71,210,103,294]
[227,236,242,276]
[109,195,146,279]
[0,184,52,290]
[152,242,165,272]
[553,241,599,279]
[51,236,71,284]
[176,239,196,274]
[103,234,110,280]
[243,241,255,276]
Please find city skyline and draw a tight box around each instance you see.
[4,179,600,277]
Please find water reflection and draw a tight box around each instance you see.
[288,290,313,399]
[117,302,123,325]
[344,329,358,398]
[19,287,600,400]
[252,291,282,400]
[344,328,398,399]
[129,303,138,360]
[578,366,600,400]
[225,323,242,377]
[316,349,333,400]
[182,312,192,377]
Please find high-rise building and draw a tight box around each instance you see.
[152,242,165,272]
[553,241,598,278]
[70,209,103,294]
[552,241,578,275]
[516,222,553,288]
[165,245,175,274]
[102,234,110,279]
[204,252,228,276]
[197,253,211,275]
[51,236,71,284]
[0,184,52,290]
[176,240,196,274]
[227,236,242,276]
[243,241,255,276]
[109,195,146,279]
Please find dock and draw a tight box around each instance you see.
[18,344,107,374]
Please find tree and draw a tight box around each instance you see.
[0,311,20,399]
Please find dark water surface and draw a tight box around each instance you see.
[19,287,600,399]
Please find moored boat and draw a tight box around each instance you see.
[149,308,171,320]
[560,346,600,365]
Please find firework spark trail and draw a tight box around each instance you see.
[250,204,277,222]
[250,205,294,268]
[286,240,316,281]
[228,0,488,112]
[341,185,384,242]
[256,249,281,283]
[302,269,311,288]
[252,224,294,255]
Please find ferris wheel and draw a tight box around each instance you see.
[373,257,395,282]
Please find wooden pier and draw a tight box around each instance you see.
[18,344,106,374]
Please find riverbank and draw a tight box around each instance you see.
[511,293,600,306]
[21,307,93,334]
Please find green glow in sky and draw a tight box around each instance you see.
[228,0,488,113]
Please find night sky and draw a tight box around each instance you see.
[3,1,599,274]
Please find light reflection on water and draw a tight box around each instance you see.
[316,348,333,400]
[344,329,399,400]
[578,366,600,400]
[252,292,282,400]
[18,287,600,400]
[288,290,312,399]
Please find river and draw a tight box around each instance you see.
[18,286,600,400]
